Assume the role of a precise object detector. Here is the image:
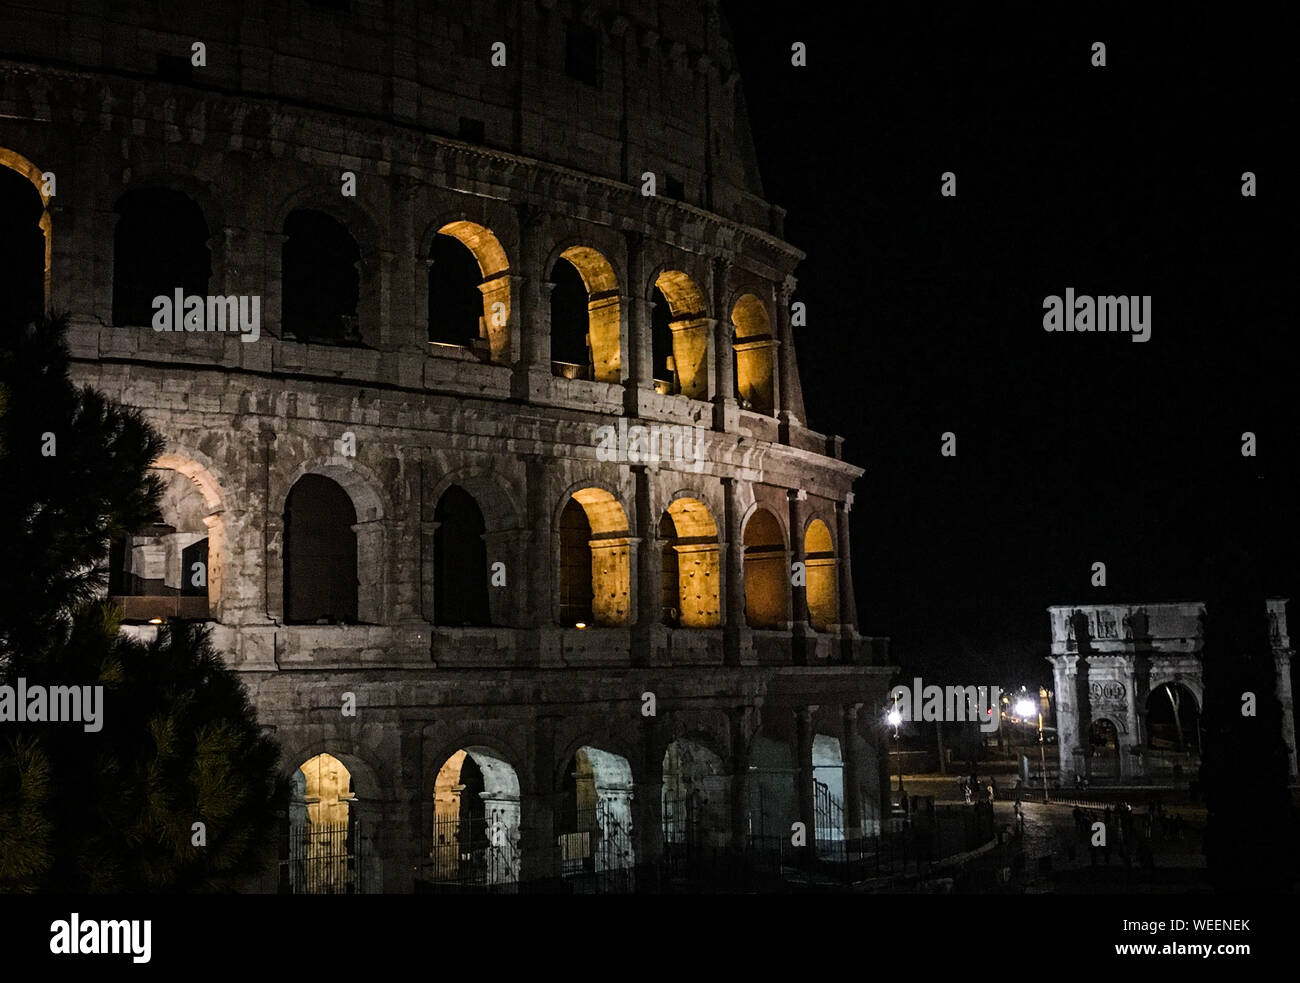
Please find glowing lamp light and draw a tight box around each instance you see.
[1014,698,1036,719]
[886,708,903,728]
[148,618,163,624]
[575,622,588,630]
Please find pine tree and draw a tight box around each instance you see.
[0,314,286,892]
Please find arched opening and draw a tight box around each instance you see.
[289,753,358,894]
[662,739,729,859]
[433,484,490,627]
[659,497,720,628]
[428,221,511,362]
[108,466,213,622]
[0,158,47,329]
[812,735,846,853]
[550,246,621,383]
[653,270,710,399]
[731,293,775,415]
[557,488,630,628]
[1145,682,1201,753]
[428,747,521,888]
[805,518,839,632]
[650,284,675,393]
[558,746,635,881]
[284,474,358,624]
[112,188,211,327]
[747,734,796,850]
[1088,718,1121,781]
[282,209,361,344]
[743,508,788,629]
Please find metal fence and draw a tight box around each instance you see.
[282,821,364,894]
[422,807,521,892]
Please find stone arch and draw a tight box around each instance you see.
[747,732,797,842]
[804,516,839,632]
[108,448,229,622]
[812,734,846,849]
[427,219,512,363]
[742,506,788,629]
[284,474,358,624]
[277,456,389,625]
[650,268,710,399]
[547,242,623,383]
[427,468,521,534]
[731,292,775,415]
[662,738,729,850]
[429,744,522,885]
[556,745,636,875]
[556,485,631,628]
[268,188,383,344]
[286,749,381,894]
[281,208,364,345]
[111,186,212,327]
[659,496,721,628]
[0,147,51,325]
[433,484,490,627]
[1145,680,1202,753]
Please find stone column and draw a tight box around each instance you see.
[728,707,752,851]
[511,204,551,403]
[632,464,661,667]
[631,714,663,886]
[842,704,863,838]
[775,275,800,434]
[1122,663,1142,779]
[624,231,652,416]
[259,429,281,622]
[835,495,858,662]
[795,707,816,866]
[710,256,738,432]
[521,714,559,885]
[721,476,746,665]
[1275,648,1298,779]
[788,488,812,665]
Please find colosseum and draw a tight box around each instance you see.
[1,0,893,892]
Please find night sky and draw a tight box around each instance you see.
[723,6,1299,686]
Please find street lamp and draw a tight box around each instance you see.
[886,702,904,802]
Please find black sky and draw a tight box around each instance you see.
[722,5,1299,686]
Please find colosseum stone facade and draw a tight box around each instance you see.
[1,0,893,891]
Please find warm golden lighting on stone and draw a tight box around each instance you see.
[731,293,775,415]
[743,507,789,628]
[805,518,839,631]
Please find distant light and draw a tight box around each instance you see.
[575,622,588,630]
[1015,699,1036,718]
[148,618,163,625]
[886,709,903,728]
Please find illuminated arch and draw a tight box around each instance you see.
[551,245,622,383]
[651,269,710,399]
[430,220,512,363]
[0,148,51,321]
[430,746,522,886]
[804,518,838,631]
[659,497,720,628]
[743,507,788,629]
[731,293,775,415]
[558,487,631,627]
